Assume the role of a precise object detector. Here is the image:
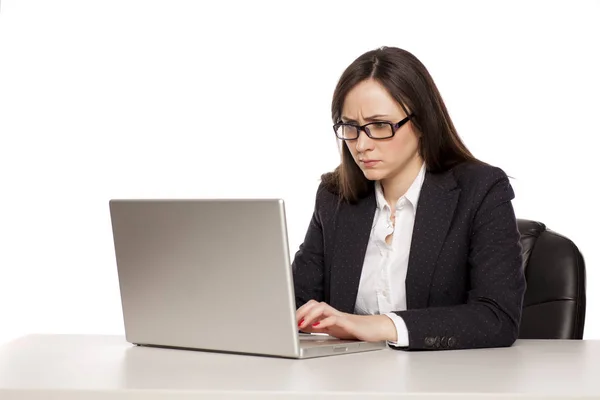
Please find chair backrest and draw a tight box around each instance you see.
[517,219,586,339]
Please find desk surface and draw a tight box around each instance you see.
[1,335,599,399]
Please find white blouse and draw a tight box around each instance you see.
[354,162,426,347]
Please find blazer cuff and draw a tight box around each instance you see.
[384,313,409,347]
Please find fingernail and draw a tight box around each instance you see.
[298,319,304,327]
[312,322,320,327]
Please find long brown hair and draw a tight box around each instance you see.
[322,46,479,203]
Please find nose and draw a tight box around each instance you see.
[355,129,374,153]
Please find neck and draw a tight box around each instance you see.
[380,154,424,208]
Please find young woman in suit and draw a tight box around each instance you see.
[293,46,526,350]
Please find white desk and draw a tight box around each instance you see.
[0,335,599,399]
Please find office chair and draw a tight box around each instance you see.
[517,219,586,339]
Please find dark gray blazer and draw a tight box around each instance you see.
[292,162,526,350]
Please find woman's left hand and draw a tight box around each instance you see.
[296,300,397,342]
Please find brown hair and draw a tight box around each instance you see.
[322,46,480,203]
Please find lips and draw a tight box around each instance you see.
[360,159,380,168]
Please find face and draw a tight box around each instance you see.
[341,78,422,182]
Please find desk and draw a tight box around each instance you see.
[0,335,599,399]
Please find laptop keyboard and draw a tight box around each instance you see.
[298,333,357,345]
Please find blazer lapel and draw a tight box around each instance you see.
[329,190,376,314]
[406,170,460,310]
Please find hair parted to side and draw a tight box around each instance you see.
[322,46,480,203]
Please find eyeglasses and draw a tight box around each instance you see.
[333,114,414,140]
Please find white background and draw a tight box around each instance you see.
[1,0,598,346]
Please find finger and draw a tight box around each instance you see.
[297,302,344,328]
[310,315,339,330]
[299,304,325,329]
[299,302,342,329]
[310,316,355,340]
[298,319,325,334]
[298,325,316,334]
[296,299,318,319]
[296,300,319,325]
[297,299,318,314]
[298,303,330,329]
[314,314,351,331]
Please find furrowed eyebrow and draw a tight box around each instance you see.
[341,114,391,123]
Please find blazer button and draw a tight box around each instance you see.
[424,337,436,347]
[448,337,457,348]
[441,336,448,348]
[434,336,441,348]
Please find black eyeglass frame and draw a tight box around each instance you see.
[333,114,415,140]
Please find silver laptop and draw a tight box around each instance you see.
[109,199,386,359]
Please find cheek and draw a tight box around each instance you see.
[389,132,419,155]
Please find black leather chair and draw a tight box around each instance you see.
[517,219,586,339]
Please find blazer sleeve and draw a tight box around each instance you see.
[394,171,526,350]
[291,183,327,309]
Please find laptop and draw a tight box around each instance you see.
[109,199,386,359]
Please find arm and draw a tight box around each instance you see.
[394,173,526,350]
[292,184,326,309]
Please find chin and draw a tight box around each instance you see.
[362,169,388,181]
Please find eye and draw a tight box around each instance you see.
[372,122,389,128]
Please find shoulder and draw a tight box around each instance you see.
[314,179,342,216]
[445,161,515,205]
[449,161,510,192]
[312,171,372,223]
[302,177,341,227]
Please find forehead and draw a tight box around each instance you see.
[342,79,404,117]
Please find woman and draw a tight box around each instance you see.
[293,46,526,350]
